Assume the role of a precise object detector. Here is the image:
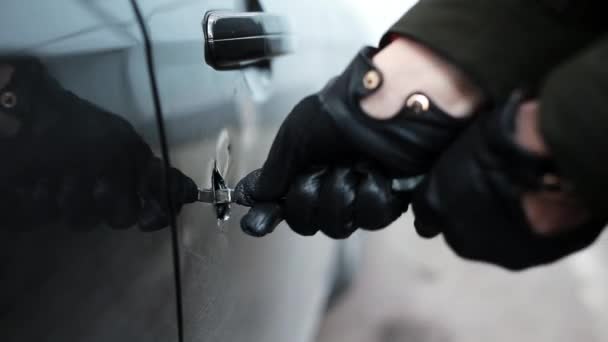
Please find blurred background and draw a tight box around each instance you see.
[317,1,608,341]
[348,0,417,42]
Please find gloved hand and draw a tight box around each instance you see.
[412,92,607,270]
[0,58,198,231]
[237,47,470,238]
[236,165,409,239]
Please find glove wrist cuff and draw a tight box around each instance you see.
[319,47,470,177]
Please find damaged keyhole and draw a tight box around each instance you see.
[197,130,234,224]
[212,166,231,222]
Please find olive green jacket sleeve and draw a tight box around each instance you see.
[540,37,608,211]
[387,0,608,211]
[384,0,602,103]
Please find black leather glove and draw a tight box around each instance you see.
[237,47,469,238]
[412,93,607,270]
[0,58,198,231]
[236,165,408,239]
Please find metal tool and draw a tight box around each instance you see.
[196,175,423,206]
[197,188,235,205]
[391,175,425,192]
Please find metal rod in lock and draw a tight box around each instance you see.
[197,188,235,205]
[196,175,423,206]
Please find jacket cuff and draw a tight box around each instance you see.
[383,0,596,104]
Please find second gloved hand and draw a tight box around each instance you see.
[238,47,470,237]
[412,93,607,270]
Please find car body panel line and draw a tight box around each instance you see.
[129,1,184,341]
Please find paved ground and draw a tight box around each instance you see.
[316,213,608,342]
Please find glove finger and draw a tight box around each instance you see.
[538,220,605,264]
[137,198,170,232]
[138,157,197,213]
[94,177,139,229]
[253,96,347,202]
[316,167,358,239]
[411,178,443,239]
[413,217,442,239]
[234,169,263,207]
[240,202,283,237]
[284,168,326,236]
[353,168,409,231]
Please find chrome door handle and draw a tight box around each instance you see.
[203,10,293,70]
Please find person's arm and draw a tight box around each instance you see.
[383,0,603,104]
[233,0,604,238]
[539,35,608,214]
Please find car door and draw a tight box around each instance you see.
[133,0,367,341]
[0,1,183,341]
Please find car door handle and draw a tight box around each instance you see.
[203,10,293,70]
